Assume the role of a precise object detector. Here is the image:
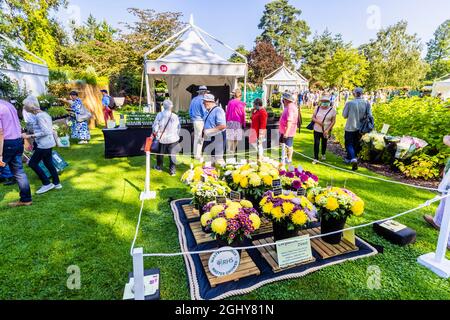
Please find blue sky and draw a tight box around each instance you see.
[64,0,450,57]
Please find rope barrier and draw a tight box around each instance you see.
[144,145,281,158]
[138,193,449,258]
[130,200,145,256]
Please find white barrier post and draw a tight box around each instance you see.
[418,171,450,278]
[140,151,156,200]
[132,248,145,300]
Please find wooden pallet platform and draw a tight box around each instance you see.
[200,250,260,288]
[299,227,359,259]
[190,221,214,244]
[253,237,316,273]
[253,218,273,236]
[182,204,200,220]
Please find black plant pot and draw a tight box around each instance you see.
[272,221,299,242]
[244,193,263,210]
[216,238,244,258]
[202,226,213,234]
[321,216,347,244]
[195,204,205,216]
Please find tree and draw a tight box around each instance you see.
[257,0,310,65]
[323,48,368,91]
[228,45,249,63]
[0,0,68,67]
[300,30,347,89]
[425,19,450,80]
[248,41,284,85]
[360,21,429,90]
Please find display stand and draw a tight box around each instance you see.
[300,228,359,259]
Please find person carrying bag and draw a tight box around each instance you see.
[311,96,336,164]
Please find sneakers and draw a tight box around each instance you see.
[54,184,63,190]
[36,184,55,195]
[351,159,358,171]
[78,140,89,145]
[321,155,326,161]
[8,201,32,208]
[153,166,162,172]
[312,159,319,165]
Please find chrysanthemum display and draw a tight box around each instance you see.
[279,168,319,191]
[190,180,231,210]
[201,199,262,245]
[259,191,317,229]
[181,166,219,185]
[307,187,365,220]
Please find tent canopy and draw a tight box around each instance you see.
[262,65,309,107]
[144,16,247,112]
[432,77,450,100]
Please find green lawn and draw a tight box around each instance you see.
[0,110,449,300]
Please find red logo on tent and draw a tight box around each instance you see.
[160,65,168,73]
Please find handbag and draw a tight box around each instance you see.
[306,107,320,130]
[359,102,375,134]
[76,104,92,122]
[151,113,172,153]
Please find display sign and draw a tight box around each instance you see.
[273,188,283,196]
[208,248,240,277]
[216,196,227,205]
[123,274,159,300]
[230,191,241,202]
[272,179,281,189]
[297,188,306,197]
[379,220,407,233]
[343,227,356,245]
[276,235,313,269]
[381,124,390,135]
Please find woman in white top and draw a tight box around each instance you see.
[152,100,180,176]
[311,95,336,164]
[21,95,62,194]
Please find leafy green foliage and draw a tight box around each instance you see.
[257,0,310,65]
[361,21,429,90]
[395,153,449,180]
[46,106,69,119]
[425,19,450,80]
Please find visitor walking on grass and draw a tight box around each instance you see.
[279,92,299,165]
[101,89,115,127]
[249,98,268,159]
[189,86,209,160]
[202,94,226,166]
[62,91,91,144]
[225,88,246,156]
[22,96,62,194]
[423,135,450,251]
[343,87,372,171]
[153,100,180,176]
[0,99,32,207]
[312,95,337,164]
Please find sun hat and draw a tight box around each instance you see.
[282,92,295,102]
[202,94,216,103]
[197,85,209,93]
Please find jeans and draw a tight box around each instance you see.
[2,139,32,202]
[345,131,362,161]
[28,147,60,186]
[314,131,329,160]
[0,164,14,179]
[156,142,180,174]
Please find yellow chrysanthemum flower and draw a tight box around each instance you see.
[225,206,240,219]
[249,214,261,230]
[351,200,365,216]
[201,212,213,227]
[211,218,228,235]
[292,210,308,226]
[282,202,295,215]
[232,172,243,184]
[262,175,273,186]
[249,173,262,187]
[240,177,249,188]
[300,197,313,211]
[210,205,225,218]
[325,197,339,211]
[271,206,284,220]
[260,196,268,206]
[240,200,253,208]
[262,202,274,214]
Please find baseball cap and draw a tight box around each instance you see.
[197,85,209,93]
[202,94,216,102]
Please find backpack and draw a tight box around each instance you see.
[108,96,117,109]
[359,102,375,134]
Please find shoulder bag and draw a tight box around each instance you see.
[151,113,173,153]
[306,107,320,130]
[359,102,375,134]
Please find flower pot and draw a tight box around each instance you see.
[202,225,213,234]
[320,216,347,244]
[216,238,244,258]
[244,193,263,209]
[272,221,299,242]
[195,204,205,216]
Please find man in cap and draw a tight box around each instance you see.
[189,86,209,160]
[342,87,372,171]
[279,92,299,164]
[101,89,115,127]
[201,94,226,166]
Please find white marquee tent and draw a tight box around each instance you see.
[0,34,49,96]
[432,77,450,100]
[262,65,309,107]
[143,16,247,112]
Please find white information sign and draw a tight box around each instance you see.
[208,247,241,277]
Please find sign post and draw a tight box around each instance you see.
[141,139,156,200]
[418,171,450,278]
[132,248,145,300]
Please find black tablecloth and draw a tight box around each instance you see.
[102,122,280,159]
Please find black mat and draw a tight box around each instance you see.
[171,199,378,300]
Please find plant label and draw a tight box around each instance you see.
[273,188,283,196]
[272,179,282,189]
[297,188,306,197]
[230,191,241,202]
[216,196,227,205]
[276,235,313,269]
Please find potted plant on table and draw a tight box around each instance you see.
[181,166,219,186]
[260,191,317,242]
[307,187,365,244]
[190,180,230,215]
[201,199,262,256]
[279,168,319,192]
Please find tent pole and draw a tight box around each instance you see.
[143,25,191,60]
[144,64,152,113]
[244,65,248,105]
[139,68,144,108]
